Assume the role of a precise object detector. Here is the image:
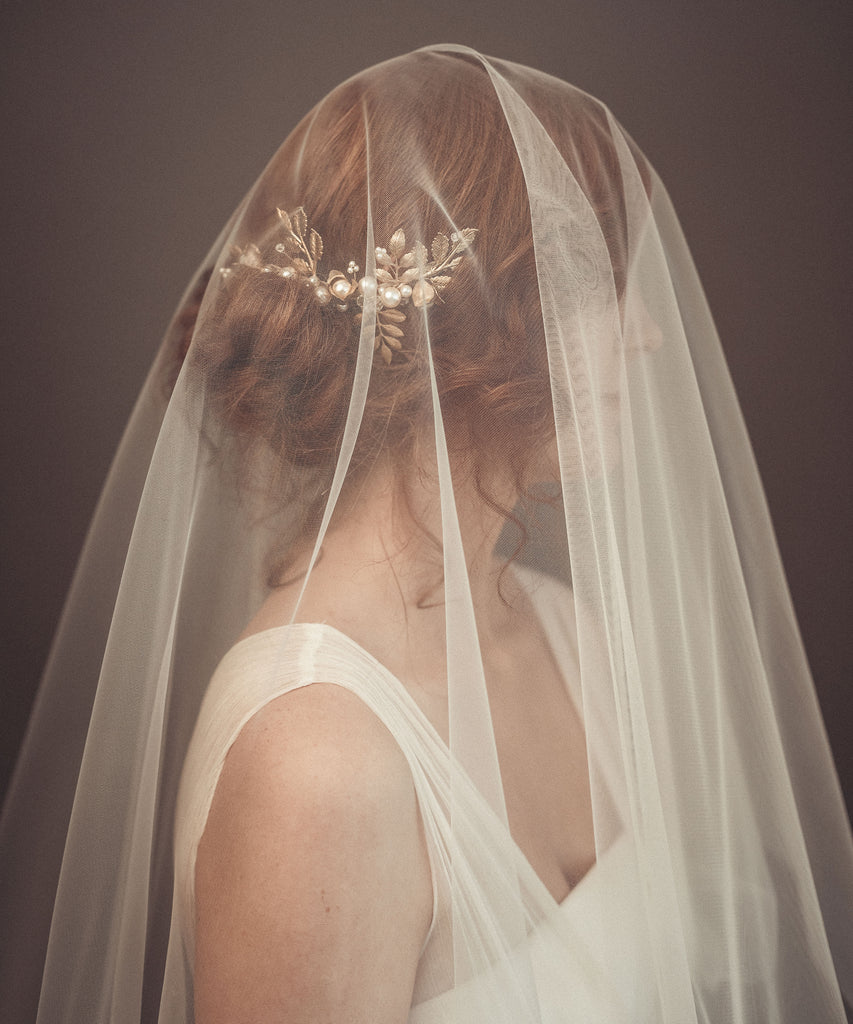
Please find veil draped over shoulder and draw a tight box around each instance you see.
[1,45,851,1023]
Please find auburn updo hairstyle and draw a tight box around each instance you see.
[171,51,630,569]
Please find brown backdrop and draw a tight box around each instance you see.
[1,0,851,812]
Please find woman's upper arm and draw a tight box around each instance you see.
[193,683,434,1024]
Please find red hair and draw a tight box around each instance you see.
[173,52,631,569]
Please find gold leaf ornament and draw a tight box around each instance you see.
[431,233,450,263]
[292,207,308,237]
[388,228,406,258]
[309,229,323,263]
[276,208,292,233]
[412,280,436,307]
[227,207,477,363]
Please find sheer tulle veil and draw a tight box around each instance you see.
[1,44,851,1022]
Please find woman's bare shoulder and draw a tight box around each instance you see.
[193,683,433,1023]
[213,681,420,816]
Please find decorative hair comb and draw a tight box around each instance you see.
[223,207,478,364]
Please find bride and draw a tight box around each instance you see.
[2,45,851,1023]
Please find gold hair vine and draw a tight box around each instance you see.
[223,207,478,364]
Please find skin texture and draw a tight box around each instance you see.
[194,683,434,1024]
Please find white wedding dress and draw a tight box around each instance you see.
[174,570,659,1022]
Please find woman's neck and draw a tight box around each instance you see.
[282,455,523,638]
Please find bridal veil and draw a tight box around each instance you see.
[1,45,851,1022]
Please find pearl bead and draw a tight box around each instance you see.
[358,276,377,297]
[280,267,294,279]
[331,278,351,300]
[380,286,402,308]
[307,274,319,286]
[399,283,413,299]
[314,284,331,305]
